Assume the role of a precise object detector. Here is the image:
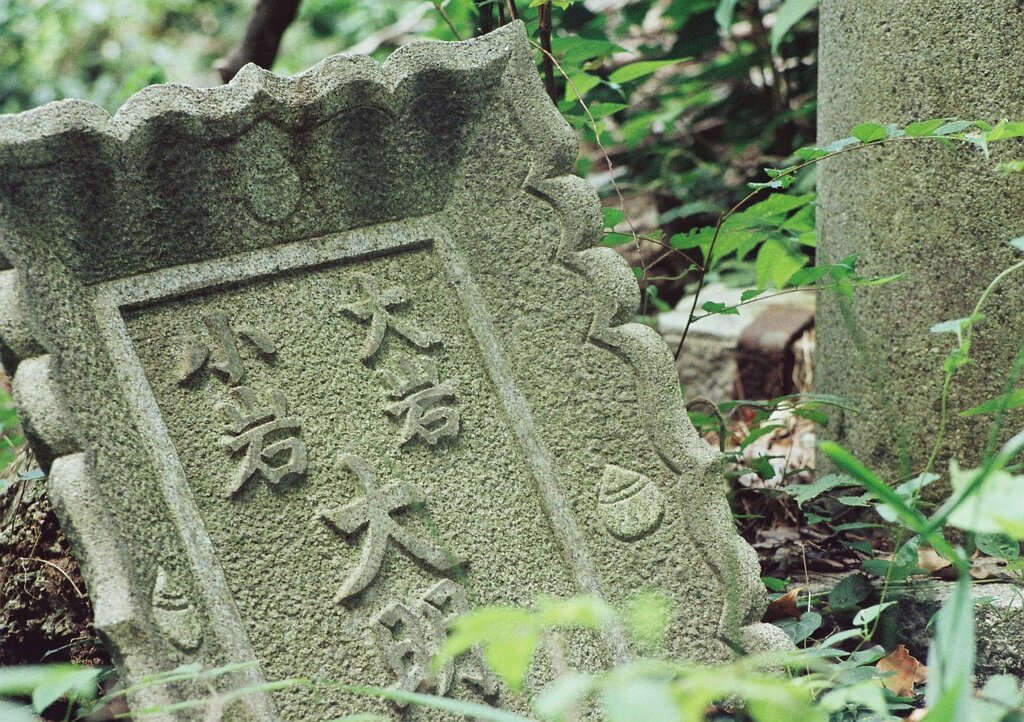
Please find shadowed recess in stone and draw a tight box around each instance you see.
[0,22,789,721]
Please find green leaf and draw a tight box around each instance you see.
[714,0,741,30]
[700,300,740,316]
[782,474,857,508]
[788,265,831,286]
[818,442,929,536]
[925,575,975,719]
[761,576,788,592]
[819,680,890,718]
[533,673,593,721]
[478,625,539,688]
[565,72,601,101]
[852,602,895,628]
[745,192,814,217]
[963,131,990,159]
[794,146,829,161]
[769,0,818,53]
[979,674,1022,708]
[975,532,1020,561]
[601,677,681,722]
[550,36,625,65]
[741,289,767,302]
[961,388,1024,417]
[851,122,887,143]
[608,58,688,84]
[586,102,628,119]
[904,118,948,137]
[29,667,100,714]
[836,494,875,508]
[996,160,1024,174]
[948,462,1024,537]
[828,574,870,611]
[774,611,822,643]
[755,237,809,289]
[602,208,625,229]
[825,136,860,152]
[603,232,634,247]
[747,175,796,190]
[536,596,614,628]
[861,558,919,581]
[0,701,39,722]
[984,119,1024,142]
[934,119,975,135]
[930,314,983,336]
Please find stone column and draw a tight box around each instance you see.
[816,1,1024,487]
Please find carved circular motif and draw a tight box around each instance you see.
[597,465,665,541]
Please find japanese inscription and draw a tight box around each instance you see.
[218,387,307,497]
[173,311,307,497]
[384,356,459,445]
[341,272,440,363]
[318,454,460,602]
[372,580,497,706]
[176,310,276,385]
[341,271,462,447]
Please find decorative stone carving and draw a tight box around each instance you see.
[597,464,665,541]
[0,22,788,721]
[151,567,202,652]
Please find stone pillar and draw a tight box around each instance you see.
[817,1,1024,486]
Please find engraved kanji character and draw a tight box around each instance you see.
[340,272,440,363]
[372,580,497,706]
[318,454,459,602]
[177,311,276,385]
[218,386,307,498]
[415,581,497,698]
[384,356,459,445]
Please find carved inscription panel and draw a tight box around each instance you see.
[122,243,579,718]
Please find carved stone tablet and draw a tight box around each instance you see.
[0,23,787,721]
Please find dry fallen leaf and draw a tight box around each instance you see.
[877,644,928,697]
[762,587,804,622]
[917,547,952,574]
[970,555,1007,580]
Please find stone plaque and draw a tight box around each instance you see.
[0,23,785,721]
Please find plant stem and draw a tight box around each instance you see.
[538,2,556,103]
[431,0,463,40]
[921,257,1024,476]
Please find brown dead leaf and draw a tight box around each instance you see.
[917,547,952,575]
[877,644,928,697]
[970,556,1007,580]
[762,587,804,622]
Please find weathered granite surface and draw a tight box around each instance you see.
[817,1,1024,490]
[0,23,787,720]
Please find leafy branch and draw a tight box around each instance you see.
[669,118,1024,359]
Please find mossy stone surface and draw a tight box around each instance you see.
[0,24,784,720]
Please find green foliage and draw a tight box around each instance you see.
[0,664,102,719]
[0,388,24,490]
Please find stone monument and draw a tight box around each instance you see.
[0,23,785,720]
[817,1,1024,489]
